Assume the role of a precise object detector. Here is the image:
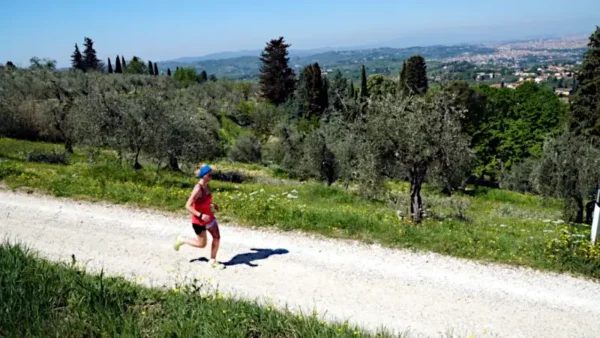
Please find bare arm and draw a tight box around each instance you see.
[185,184,203,218]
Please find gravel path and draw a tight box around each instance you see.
[1,190,599,338]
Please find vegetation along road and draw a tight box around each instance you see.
[1,189,599,338]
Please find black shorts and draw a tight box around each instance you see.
[192,224,206,235]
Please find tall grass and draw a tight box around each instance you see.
[1,138,599,279]
[0,242,395,338]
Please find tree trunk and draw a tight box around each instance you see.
[64,138,73,154]
[168,153,180,171]
[409,163,428,223]
[575,196,584,224]
[117,148,123,166]
[133,148,142,170]
[563,195,584,224]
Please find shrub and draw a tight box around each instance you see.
[26,151,68,165]
[501,158,536,193]
[228,133,262,163]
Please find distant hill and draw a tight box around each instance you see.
[159,44,497,80]
[170,47,343,63]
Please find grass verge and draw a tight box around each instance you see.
[1,138,599,279]
[0,241,396,338]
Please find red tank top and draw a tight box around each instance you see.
[191,184,214,225]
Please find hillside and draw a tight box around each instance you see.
[159,38,587,80]
[159,44,497,80]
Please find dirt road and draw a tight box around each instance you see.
[1,190,599,337]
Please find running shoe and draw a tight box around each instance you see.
[209,258,225,270]
[174,235,184,251]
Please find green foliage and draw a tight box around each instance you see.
[470,82,566,178]
[114,55,122,74]
[570,26,600,140]
[531,131,600,223]
[298,63,328,119]
[29,57,56,70]
[75,75,220,169]
[500,158,537,193]
[125,56,147,75]
[300,128,338,185]
[367,74,396,98]
[199,70,208,83]
[329,70,349,110]
[398,61,407,95]
[359,65,368,98]
[259,37,296,105]
[173,67,197,86]
[228,133,262,163]
[70,44,84,71]
[0,243,388,337]
[82,37,103,72]
[401,55,428,95]
[363,93,472,222]
[148,60,154,75]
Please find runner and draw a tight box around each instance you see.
[174,164,225,269]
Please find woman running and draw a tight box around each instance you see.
[174,164,225,270]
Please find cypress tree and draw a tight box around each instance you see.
[259,36,296,105]
[299,63,327,119]
[71,43,84,71]
[107,57,113,73]
[148,61,154,75]
[399,61,408,95]
[82,37,103,72]
[348,80,355,100]
[115,55,122,73]
[571,26,600,139]
[199,70,208,83]
[209,74,217,82]
[404,55,428,95]
[360,65,368,98]
[153,62,159,76]
[167,68,172,76]
[330,70,348,110]
[322,76,329,111]
[121,55,127,71]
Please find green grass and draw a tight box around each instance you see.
[0,242,395,338]
[1,138,599,279]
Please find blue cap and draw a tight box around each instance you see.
[197,165,212,178]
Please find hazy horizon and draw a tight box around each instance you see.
[1,0,598,67]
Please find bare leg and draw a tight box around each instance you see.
[207,223,221,260]
[183,232,207,248]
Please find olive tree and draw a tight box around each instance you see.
[149,91,221,170]
[76,75,220,169]
[0,68,88,150]
[532,131,600,223]
[364,93,472,223]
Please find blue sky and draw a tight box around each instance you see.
[1,0,598,67]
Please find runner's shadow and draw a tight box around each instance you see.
[190,248,289,267]
[225,248,289,267]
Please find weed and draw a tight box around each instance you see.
[0,242,393,337]
[1,138,598,279]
